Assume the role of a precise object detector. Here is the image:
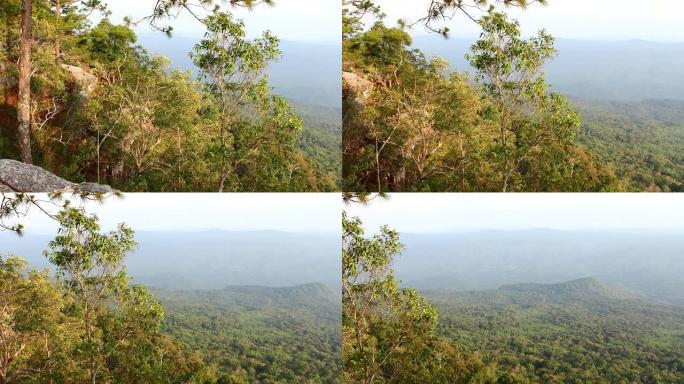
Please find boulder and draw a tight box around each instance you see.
[61,64,98,98]
[0,159,113,193]
[343,71,373,98]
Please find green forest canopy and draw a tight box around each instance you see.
[0,0,337,192]
[342,1,683,192]
[342,213,684,383]
[1,204,340,383]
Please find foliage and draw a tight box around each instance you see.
[576,99,684,191]
[342,213,498,384]
[342,8,615,192]
[0,208,208,383]
[158,284,341,384]
[0,0,334,192]
[428,278,684,383]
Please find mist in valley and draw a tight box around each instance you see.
[393,229,684,305]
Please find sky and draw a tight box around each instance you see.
[97,0,340,43]
[346,194,684,234]
[6,193,341,235]
[376,0,684,42]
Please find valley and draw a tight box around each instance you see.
[426,278,684,382]
[157,283,341,383]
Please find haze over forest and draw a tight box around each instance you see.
[395,229,684,305]
[0,193,341,383]
[0,229,339,289]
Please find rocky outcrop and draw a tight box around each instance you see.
[0,159,113,193]
[61,64,98,98]
[343,71,373,106]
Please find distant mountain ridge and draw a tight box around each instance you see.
[154,282,340,312]
[0,229,340,289]
[394,229,684,305]
[427,277,650,307]
[411,36,684,102]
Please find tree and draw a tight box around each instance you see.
[342,212,437,383]
[137,0,275,35]
[191,11,279,191]
[50,0,78,61]
[467,11,611,191]
[342,0,547,39]
[16,0,32,164]
[0,256,71,384]
[190,11,330,192]
[342,213,501,383]
[45,208,136,383]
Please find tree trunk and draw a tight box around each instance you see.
[54,0,62,61]
[17,0,33,164]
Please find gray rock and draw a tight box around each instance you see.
[343,71,374,107]
[61,64,98,98]
[0,159,113,193]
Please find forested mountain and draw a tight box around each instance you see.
[343,0,684,191]
[0,0,338,191]
[427,278,684,382]
[342,212,684,383]
[394,229,684,305]
[156,283,341,383]
[575,99,684,191]
[294,104,342,182]
[1,203,341,383]
[0,230,340,288]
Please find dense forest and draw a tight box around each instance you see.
[342,212,684,383]
[0,196,340,383]
[157,284,341,383]
[428,278,684,383]
[576,99,684,191]
[0,207,213,383]
[342,0,683,192]
[342,212,502,383]
[0,0,337,191]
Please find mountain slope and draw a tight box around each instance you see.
[426,279,684,382]
[156,283,341,383]
[575,98,684,191]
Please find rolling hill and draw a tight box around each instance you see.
[426,278,684,382]
[393,229,684,305]
[157,283,341,383]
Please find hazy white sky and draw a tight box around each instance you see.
[97,0,340,42]
[377,0,684,42]
[8,193,341,235]
[346,194,684,233]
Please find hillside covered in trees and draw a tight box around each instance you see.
[576,99,684,191]
[157,284,341,383]
[342,212,684,383]
[0,0,338,191]
[428,278,684,382]
[0,194,340,383]
[342,1,683,192]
